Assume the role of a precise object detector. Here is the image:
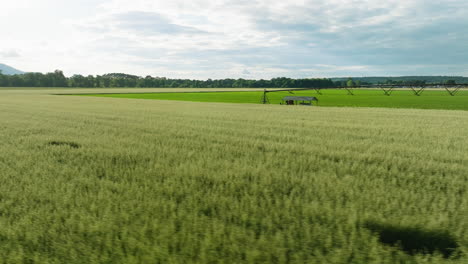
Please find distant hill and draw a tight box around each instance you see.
[331,76,468,84]
[0,63,24,75]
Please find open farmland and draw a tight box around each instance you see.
[0,88,467,263]
[82,88,468,111]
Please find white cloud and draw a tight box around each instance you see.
[1,0,468,78]
[0,50,21,58]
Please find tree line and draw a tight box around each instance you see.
[2,70,457,88]
[0,70,339,88]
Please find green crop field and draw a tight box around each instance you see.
[0,88,467,263]
[82,88,468,111]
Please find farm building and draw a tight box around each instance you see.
[282,96,318,105]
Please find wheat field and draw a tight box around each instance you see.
[0,88,467,263]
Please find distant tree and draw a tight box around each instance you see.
[0,71,6,86]
[52,70,68,87]
[9,75,24,87]
[445,80,456,85]
[69,74,88,87]
[346,78,355,87]
[102,76,111,87]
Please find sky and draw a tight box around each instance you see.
[1,0,468,79]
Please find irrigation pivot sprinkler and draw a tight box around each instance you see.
[259,83,467,104]
[344,86,355,95]
[410,85,426,96]
[261,87,324,104]
[261,89,270,104]
[379,86,395,96]
[366,83,468,96]
[445,85,462,96]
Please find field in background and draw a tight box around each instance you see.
[0,88,467,263]
[82,89,468,111]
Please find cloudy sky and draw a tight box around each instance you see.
[1,0,468,79]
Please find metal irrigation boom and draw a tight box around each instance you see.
[261,87,327,104]
[444,86,463,96]
[260,83,468,104]
[360,83,468,96]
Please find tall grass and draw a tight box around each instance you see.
[0,88,466,263]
